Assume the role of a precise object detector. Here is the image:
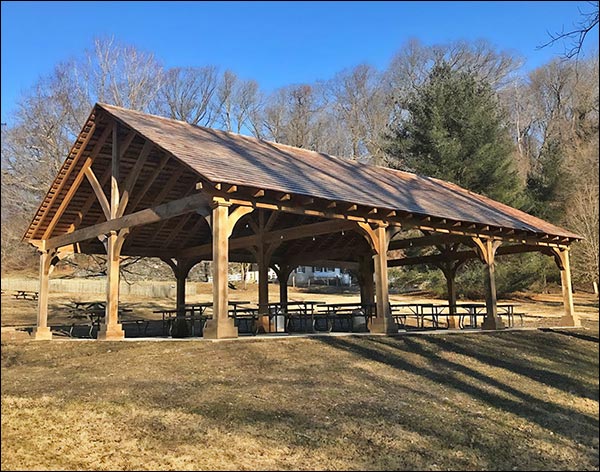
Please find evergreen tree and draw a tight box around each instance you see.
[386,63,522,205]
[524,139,569,222]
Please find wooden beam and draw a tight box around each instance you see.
[388,234,470,251]
[116,140,153,217]
[388,243,555,267]
[40,123,110,239]
[84,168,111,219]
[178,218,358,259]
[110,122,120,220]
[147,180,200,247]
[44,192,212,250]
[68,166,112,232]
[118,129,137,156]
[151,167,185,206]
[32,121,97,239]
[128,153,170,212]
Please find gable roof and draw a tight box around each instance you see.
[98,103,579,240]
[25,103,581,242]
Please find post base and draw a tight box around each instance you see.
[481,316,505,330]
[559,315,582,327]
[203,319,238,339]
[33,326,53,340]
[370,317,398,334]
[97,323,125,340]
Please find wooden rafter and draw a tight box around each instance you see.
[128,153,170,212]
[151,167,185,206]
[40,123,110,239]
[84,167,111,219]
[116,140,153,217]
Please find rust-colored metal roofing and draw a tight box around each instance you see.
[97,103,579,240]
[25,103,581,242]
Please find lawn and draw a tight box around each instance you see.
[2,328,598,470]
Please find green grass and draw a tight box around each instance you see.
[1,328,598,470]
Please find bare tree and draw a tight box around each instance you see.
[327,64,392,163]
[215,71,263,134]
[538,1,599,59]
[262,84,327,149]
[85,37,164,112]
[154,66,220,126]
[1,38,164,270]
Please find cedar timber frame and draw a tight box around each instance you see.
[24,104,582,340]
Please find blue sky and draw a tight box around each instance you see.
[1,1,598,124]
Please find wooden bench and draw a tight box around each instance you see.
[13,290,39,301]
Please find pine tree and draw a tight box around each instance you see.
[386,63,522,205]
[524,139,569,222]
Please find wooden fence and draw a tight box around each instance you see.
[1,277,197,298]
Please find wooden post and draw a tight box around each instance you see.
[363,224,395,334]
[203,199,238,339]
[473,238,505,331]
[358,255,375,307]
[258,246,269,314]
[278,264,294,308]
[438,262,459,329]
[174,260,192,337]
[160,257,197,337]
[551,247,581,327]
[99,122,125,340]
[34,249,53,340]
[98,231,125,340]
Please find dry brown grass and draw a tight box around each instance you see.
[1,283,598,470]
[1,328,598,470]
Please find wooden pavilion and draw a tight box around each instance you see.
[23,104,582,340]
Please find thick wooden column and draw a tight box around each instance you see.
[176,272,186,316]
[258,246,270,315]
[34,249,54,340]
[98,230,125,340]
[359,223,395,334]
[99,122,125,340]
[161,257,197,337]
[358,255,375,307]
[203,199,238,339]
[551,247,581,327]
[438,262,459,329]
[276,263,294,308]
[473,238,505,331]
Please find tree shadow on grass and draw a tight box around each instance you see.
[539,328,599,344]
[314,335,598,455]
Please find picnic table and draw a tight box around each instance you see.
[230,307,260,335]
[451,303,522,328]
[266,301,322,333]
[67,301,143,337]
[318,302,375,332]
[13,290,39,301]
[153,301,253,336]
[390,303,450,329]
